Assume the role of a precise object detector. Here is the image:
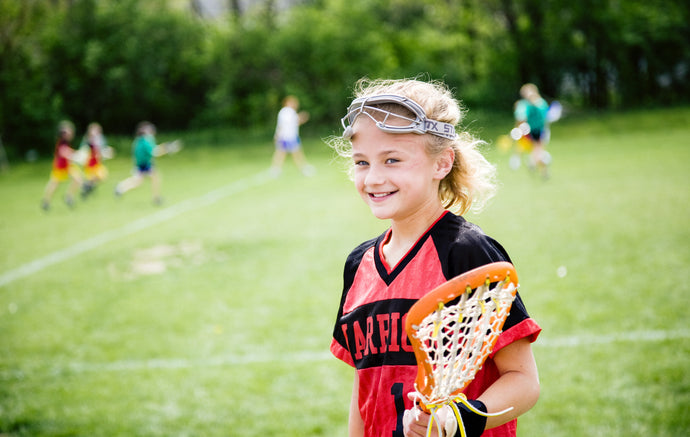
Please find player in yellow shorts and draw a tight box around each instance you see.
[41,120,83,211]
[79,122,112,198]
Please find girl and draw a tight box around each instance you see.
[79,122,110,198]
[328,78,541,437]
[41,120,83,210]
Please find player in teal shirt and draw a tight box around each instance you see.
[133,128,156,171]
[115,121,162,204]
[513,84,551,179]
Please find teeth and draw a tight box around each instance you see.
[371,192,391,198]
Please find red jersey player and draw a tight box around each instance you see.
[41,120,83,211]
[328,79,541,437]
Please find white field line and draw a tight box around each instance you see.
[0,170,273,288]
[534,328,690,348]
[56,350,335,375]
[29,328,688,376]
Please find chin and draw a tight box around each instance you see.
[367,207,394,220]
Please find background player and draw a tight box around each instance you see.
[78,122,112,198]
[513,83,551,178]
[270,95,315,177]
[328,78,541,437]
[41,120,83,211]
[114,121,163,205]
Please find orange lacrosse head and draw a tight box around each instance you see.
[405,262,518,409]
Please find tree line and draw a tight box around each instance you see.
[1,0,688,158]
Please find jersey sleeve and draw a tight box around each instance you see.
[441,219,535,333]
[514,100,528,122]
[491,317,541,358]
[330,237,379,367]
[443,221,512,279]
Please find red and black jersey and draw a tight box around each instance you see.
[86,143,101,167]
[330,211,541,437]
[53,139,71,170]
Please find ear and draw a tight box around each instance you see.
[434,147,455,180]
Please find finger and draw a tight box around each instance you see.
[407,391,422,403]
[403,408,428,437]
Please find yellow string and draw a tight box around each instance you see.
[432,302,444,338]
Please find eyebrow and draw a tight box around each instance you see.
[351,149,401,159]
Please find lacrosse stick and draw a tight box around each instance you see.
[154,140,183,157]
[547,101,562,123]
[405,262,518,437]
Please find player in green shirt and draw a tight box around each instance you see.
[115,121,162,205]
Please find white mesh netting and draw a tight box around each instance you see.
[410,279,517,407]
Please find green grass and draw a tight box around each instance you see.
[1,106,689,436]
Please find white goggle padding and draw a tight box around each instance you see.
[341,94,458,140]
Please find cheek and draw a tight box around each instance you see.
[353,170,365,192]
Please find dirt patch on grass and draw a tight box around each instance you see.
[108,240,216,281]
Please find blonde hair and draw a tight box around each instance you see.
[520,83,541,103]
[87,122,102,134]
[327,78,497,215]
[57,120,75,135]
[283,95,299,107]
[135,121,155,136]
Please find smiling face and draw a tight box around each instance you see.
[350,115,453,226]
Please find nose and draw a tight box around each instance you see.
[364,162,386,186]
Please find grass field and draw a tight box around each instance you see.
[1,106,689,436]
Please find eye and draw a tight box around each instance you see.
[385,158,400,164]
[354,160,369,167]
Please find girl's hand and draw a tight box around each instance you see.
[403,393,457,437]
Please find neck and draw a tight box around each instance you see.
[383,204,446,268]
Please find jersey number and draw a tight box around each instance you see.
[391,382,405,437]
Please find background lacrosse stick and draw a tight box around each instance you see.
[154,139,183,157]
[405,262,518,436]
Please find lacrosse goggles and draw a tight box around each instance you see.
[341,94,458,140]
